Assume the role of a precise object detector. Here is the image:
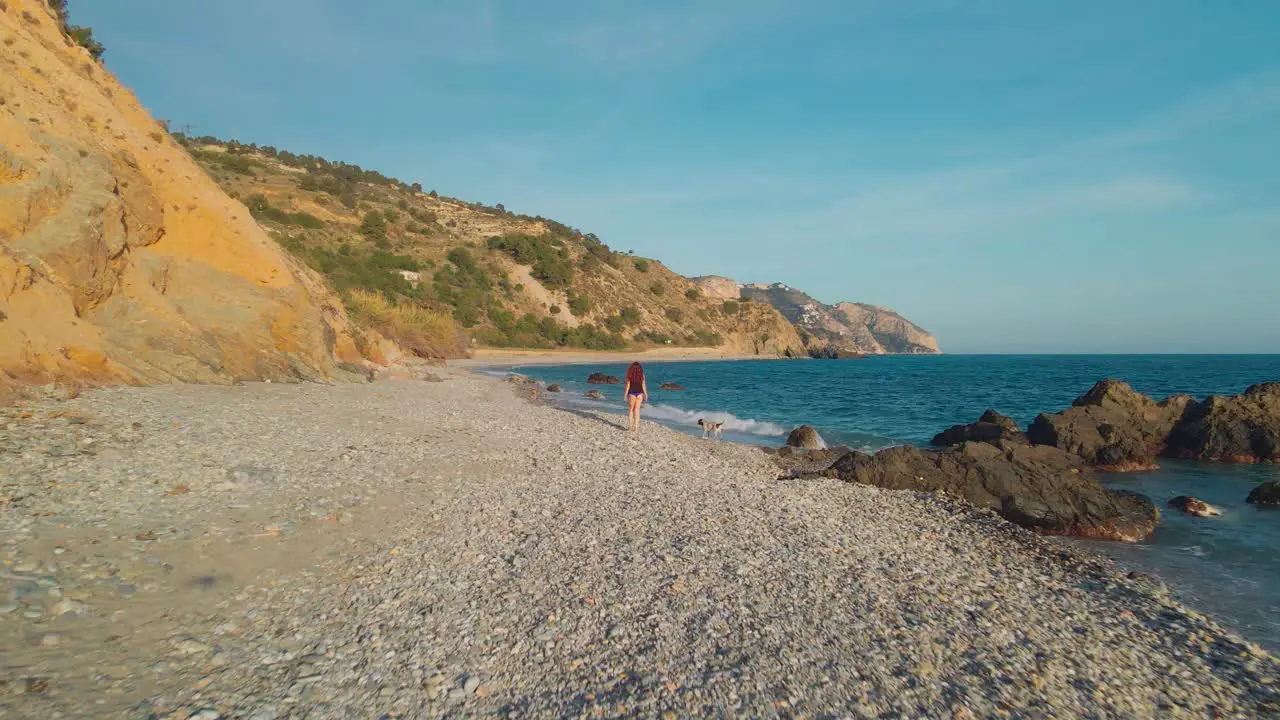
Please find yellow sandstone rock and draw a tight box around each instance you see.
[0,0,360,387]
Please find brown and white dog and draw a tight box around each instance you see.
[697,418,724,440]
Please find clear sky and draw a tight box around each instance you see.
[76,0,1280,353]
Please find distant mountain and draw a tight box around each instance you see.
[737,283,940,355]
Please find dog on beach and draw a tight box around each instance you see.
[697,418,723,440]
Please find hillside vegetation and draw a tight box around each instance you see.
[179,136,804,358]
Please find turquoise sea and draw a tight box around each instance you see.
[488,355,1280,652]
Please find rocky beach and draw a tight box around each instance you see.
[3,369,1278,719]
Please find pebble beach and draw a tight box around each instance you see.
[2,368,1278,719]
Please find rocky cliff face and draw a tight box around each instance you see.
[0,0,360,390]
[739,283,939,355]
[691,276,741,301]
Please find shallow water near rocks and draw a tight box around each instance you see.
[504,354,1280,652]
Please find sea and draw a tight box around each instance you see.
[484,354,1280,652]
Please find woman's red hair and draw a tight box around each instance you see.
[625,362,644,387]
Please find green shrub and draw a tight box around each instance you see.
[722,300,740,315]
[567,293,591,316]
[665,307,684,323]
[635,330,672,345]
[633,258,650,273]
[649,281,665,296]
[383,209,400,223]
[398,199,409,211]
[360,210,387,240]
[486,233,574,289]
[604,315,625,333]
[620,306,641,326]
[685,288,700,300]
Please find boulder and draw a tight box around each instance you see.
[786,425,827,450]
[1164,383,1280,464]
[766,445,851,477]
[659,383,684,390]
[545,383,561,393]
[1246,481,1280,506]
[931,409,1026,447]
[1026,379,1193,471]
[826,441,1158,541]
[1167,496,1222,517]
[584,390,606,400]
[587,373,621,385]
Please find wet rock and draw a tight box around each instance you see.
[1165,383,1280,463]
[545,384,561,393]
[1167,496,1222,517]
[1246,481,1280,507]
[584,390,606,400]
[586,373,621,385]
[1027,379,1193,470]
[826,441,1159,541]
[659,383,684,390]
[50,599,87,617]
[786,425,826,450]
[931,410,1026,447]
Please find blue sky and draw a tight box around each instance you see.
[78,0,1280,353]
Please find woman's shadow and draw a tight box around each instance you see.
[555,406,630,432]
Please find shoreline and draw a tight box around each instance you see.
[452,346,790,367]
[2,370,1276,717]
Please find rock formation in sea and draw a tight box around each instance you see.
[786,425,827,450]
[826,441,1159,542]
[587,373,621,385]
[737,283,939,356]
[0,2,361,392]
[1027,380,1194,471]
[584,390,605,400]
[1167,496,1222,517]
[932,410,1028,447]
[1164,383,1280,464]
[1247,481,1280,506]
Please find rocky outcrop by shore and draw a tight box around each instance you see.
[586,373,621,385]
[1165,383,1280,463]
[1026,380,1280,469]
[824,441,1159,542]
[1247,481,1280,506]
[1027,380,1193,471]
[932,409,1027,447]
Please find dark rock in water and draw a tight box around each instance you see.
[1246,481,1280,506]
[545,384,561,393]
[786,425,826,450]
[584,390,606,400]
[1165,383,1280,464]
[807,345,866,360]
[587,373,621,385]
[826,441,1158,541]
[931,409,1027,447]
[659,383,684,390]
[1026,379,1193,471]
[1167,495,1222,517]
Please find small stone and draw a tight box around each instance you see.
[191,710,221,720]
[118,584,137,598]
[171,636,210,655]
[40,633,61,647]
[464,676,481,694]
[0,603,19,614]
[51,599,87,617]
[24,610,43,619]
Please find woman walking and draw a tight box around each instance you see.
[623,362,649,435]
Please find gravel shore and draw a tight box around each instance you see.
[2,369,1277,718]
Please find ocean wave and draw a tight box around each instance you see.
[643,404,786,437]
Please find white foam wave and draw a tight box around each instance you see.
[643,404,786,437]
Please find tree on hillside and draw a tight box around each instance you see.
[360,210,387,241]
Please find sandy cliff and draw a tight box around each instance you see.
[738,283,940,355]
[0,0,360,390]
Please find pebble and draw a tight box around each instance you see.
[40,633,61,647]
